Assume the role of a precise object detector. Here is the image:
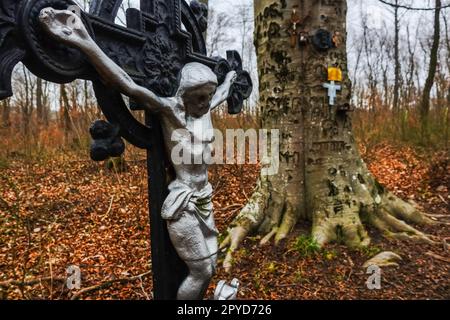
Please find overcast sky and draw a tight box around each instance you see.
[206,0,441,54]
[75,0,443,53]
[69,0,448,107]
[89,0,441,58]
[202,0,440,104]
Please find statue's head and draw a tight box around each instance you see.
[177,63,218,118]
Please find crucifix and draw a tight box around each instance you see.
[323,67,342,107]
[0,0,252,300]
[287,2,310,48]
[288,5,301,48]
[323,81,341,106]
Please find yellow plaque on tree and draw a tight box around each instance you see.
[328,67,342,82]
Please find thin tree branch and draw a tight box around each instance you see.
[378,0,450,11]
[70,271,152,300]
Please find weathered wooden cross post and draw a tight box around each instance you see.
[0,0,252,299]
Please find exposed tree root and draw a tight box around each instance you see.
[425,251,450,263]
[220,171,437,272]
[219,177,302,272]
[362,251,403,268]
[220,179,269,272]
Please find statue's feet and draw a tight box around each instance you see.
[39,7,90,48]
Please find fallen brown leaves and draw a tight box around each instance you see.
[0,144,448,300]
[0,155,152,300]
[362,143,449,212]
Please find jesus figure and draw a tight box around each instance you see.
[39,7,237,300]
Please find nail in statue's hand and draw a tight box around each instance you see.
[39,7,91,49]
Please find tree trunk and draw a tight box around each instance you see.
[221,0,434,272]
[403,25,416,140]
[21,65,33,137]
[393,0,401,113]
[443,13,450,149]
[419,0,441,142]
[36,77,44,125]
[60,84,72,141]
[199,0,208,41]
[1,99,10,128]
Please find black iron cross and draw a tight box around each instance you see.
[0,0,252,300]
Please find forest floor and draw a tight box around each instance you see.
[0,143,448,300]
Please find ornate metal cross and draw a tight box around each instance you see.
[0,0,252,299]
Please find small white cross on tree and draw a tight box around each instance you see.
[323,81,342,105]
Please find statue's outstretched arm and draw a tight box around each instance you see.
[210,71,237,110]
[39,8,165,112]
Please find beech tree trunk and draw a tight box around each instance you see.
[220,0,434,272]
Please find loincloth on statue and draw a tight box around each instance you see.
[162,180,219,237]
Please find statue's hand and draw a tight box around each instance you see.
[39,8,91,49]
[225,71,237,84]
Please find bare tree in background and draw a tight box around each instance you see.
[207,7,232,57]
[442,12,450,148]
[376,0,405,113]
[419,0,441,142]
[236,4,254,71]
[393,0,401,113]
[18,65,35,137]
[36,78,45,125]
[1,99,10,128]
[59,84,72,142]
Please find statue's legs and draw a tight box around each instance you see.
[205,233,218,271]
[167,211,218,300]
